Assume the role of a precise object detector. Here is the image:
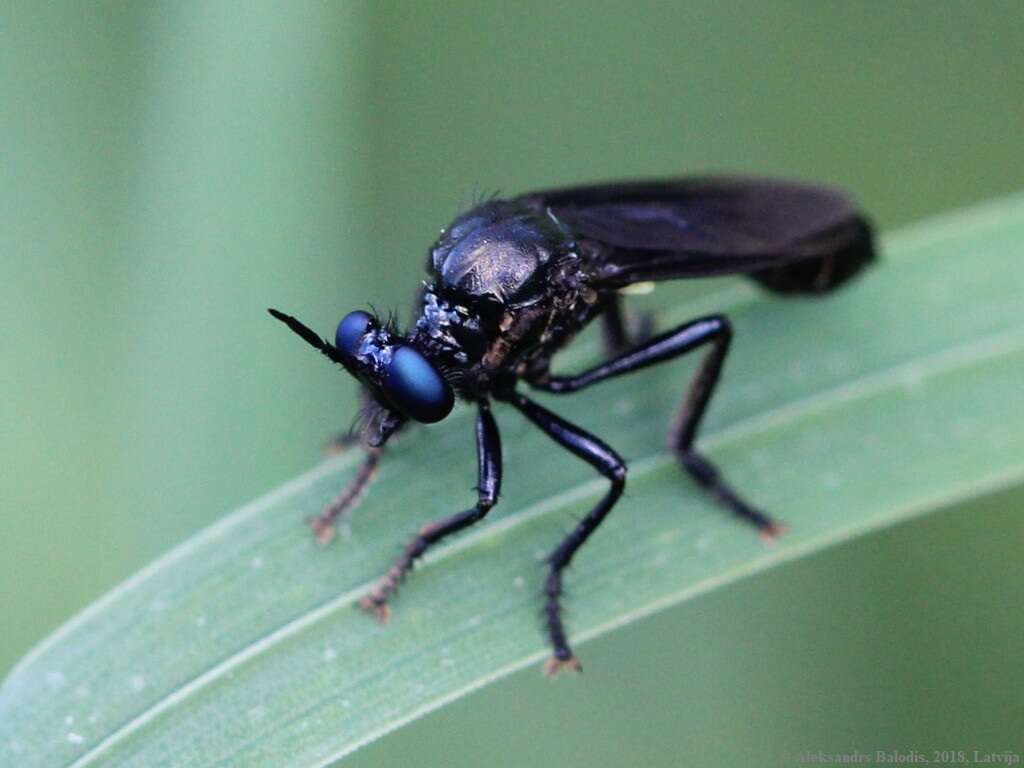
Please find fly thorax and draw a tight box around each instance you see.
[414,287,494,366]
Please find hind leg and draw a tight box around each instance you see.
[528,314,781,538]
[663,317,782,539]
[600,292,654,355]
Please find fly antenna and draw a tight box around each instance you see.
[268,308,348,367]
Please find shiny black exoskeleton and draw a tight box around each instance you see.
[418,200,601,389]
[270,176,875,675]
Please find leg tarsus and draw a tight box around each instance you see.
[361,598,392,623]
[359,509,485,616]
[679,450,783,540]
[324,430,360,455]
[543,655,583,678]
[311,448,382,545]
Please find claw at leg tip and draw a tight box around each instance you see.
[543,655,582,678]
[759,522,787,544]
[323,439,351,456]
[359,596,392,624]
[309,517,337,546]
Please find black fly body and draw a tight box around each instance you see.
[269,176,874,675]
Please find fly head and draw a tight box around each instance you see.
[268,308,455,444]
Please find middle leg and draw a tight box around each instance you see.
[502,390,626,676]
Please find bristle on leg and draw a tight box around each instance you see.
[309,448,381,545]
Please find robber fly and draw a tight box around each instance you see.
[269,176,874,676]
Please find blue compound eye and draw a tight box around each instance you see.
[335,310,374,356]
[383,346,454,423]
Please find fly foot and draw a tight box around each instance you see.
[359,594,393,624]
[543,654,582,678]
[308,515,337,546]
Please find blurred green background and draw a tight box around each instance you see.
[3,1,1023,764]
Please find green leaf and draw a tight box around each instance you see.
[4,193,1024,767]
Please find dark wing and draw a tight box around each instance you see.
[516,176,874,294]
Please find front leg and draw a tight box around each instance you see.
[326,385,410,453]
[360,400,502,620]
[314,387,408,543]
[310,447,383,545]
